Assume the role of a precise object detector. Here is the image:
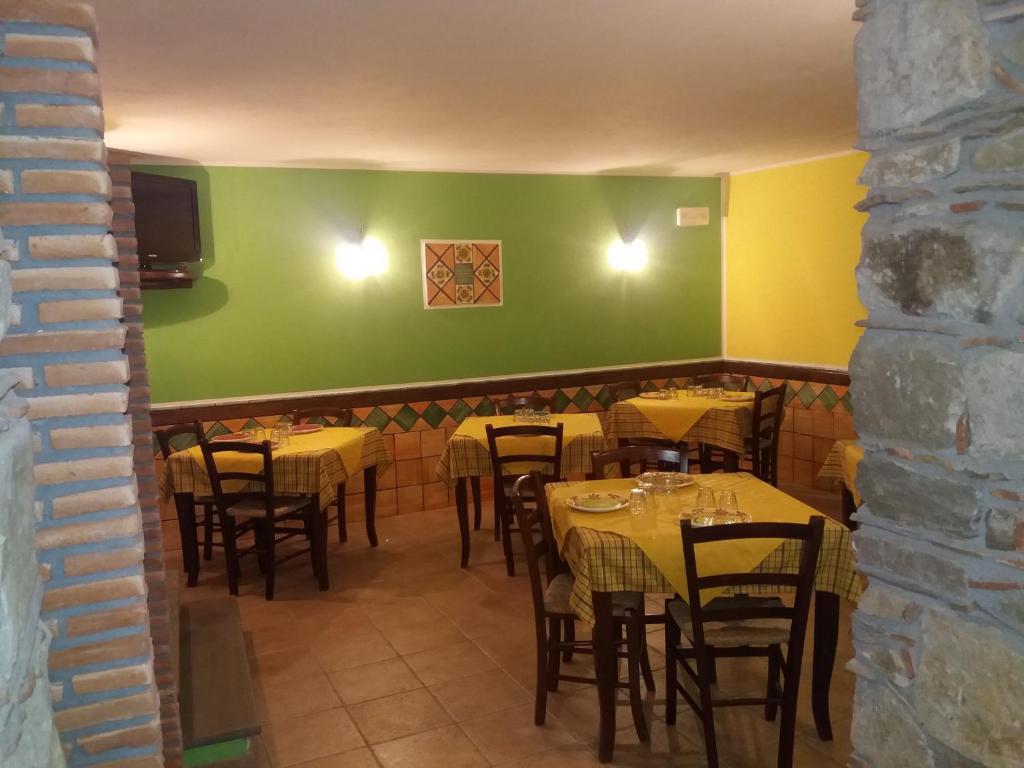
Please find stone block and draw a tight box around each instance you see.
[858,452,982,537]
[12,266,118,293]
[859,140,961,188]
[52,690,157,732]
[42,574,146,612]
[856,530,970,600]
[38,298,122,323]
[15,103,103,132]
[851,680,935,768]
[50,424,132,451]
[859,221,1024,324]
[21,169,111,197]
[44,360,130,388]
[850,333,964,450]
[27,391,128,420]
[65,604,147,639]
[64,542,144,577]
[0,135,103,162]
[34,454,133,487]
[3,33,94,63]
[35,510,140,550]
[0,327,127,356]
[71,663,152,696]
[917,608,1024,767]
[857,582,923,623]
[0,201,111,228]
[973,127,1024,171]
[964,350,1024,461]
[855,0,990,136]
[0,67,100,100]
[28,233,116,260]
[51,484,137,519]
[986,507,1024,551]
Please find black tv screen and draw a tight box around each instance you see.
[131,172,201,264]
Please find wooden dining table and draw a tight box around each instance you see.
[435,413,606,567]
[546,473,861,763]
[159,426,392,586]
[817,439,864,529]
[606,392,755,467]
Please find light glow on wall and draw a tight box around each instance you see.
[335,236,388,280]
[607,238,648,272]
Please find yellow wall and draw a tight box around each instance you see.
[725,152,868,369]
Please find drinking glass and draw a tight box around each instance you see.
[718,490,739,515]
[668,385,678,399]
[694,487,716,512]
[629,487,648,517]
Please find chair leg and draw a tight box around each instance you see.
[302,513,320,581]
[561,618,575,663]
[492,483,502,541]
[696,649,720,768]
[470,476,482,531]
[777,667,799,768]
[336,484,347,542]
[202,505,214,561]
[545,617,561,692]
[263,520,277,601]
[639,617,656,692]
[500,502,516,577]
[314,507,330,591]
[221,514,240,596]
[664,606,679,725]
[625,616,649,742]
[766,645,781,722]
[534,629,549,726]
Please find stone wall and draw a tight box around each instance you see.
[0,2,163,765]
[850,1,1024,767]
[0,229,64,766]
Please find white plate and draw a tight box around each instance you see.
[567,493,629,513]
[291,424,324,435]
[638,392,664,399]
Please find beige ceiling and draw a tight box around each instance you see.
[91,0,857,176]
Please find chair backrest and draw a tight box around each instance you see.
[750,384,786,486]
[292,407,353,427]
[588,445,686,480]
[529,470,569,576]
[693,373,750,392]
[485,423,564,481]
[200,440,276,517]
[156,422,204,460]
[511,474,562,631]
[497,394,551,415]
[680,516,824,669]
[608,381,642,402]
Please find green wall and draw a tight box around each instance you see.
[140,166,722,403]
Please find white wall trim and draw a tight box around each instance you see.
[151,356,724,410]
[730,149,861,177]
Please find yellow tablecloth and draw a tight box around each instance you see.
[435,414,605,486]
[548,474,860,622]
[606,399,753,455]
[159,427,391,507]
[626,394,754,443]
[817,439,865,506]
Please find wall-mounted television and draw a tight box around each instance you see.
[131,171,202,265]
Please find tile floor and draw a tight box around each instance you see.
[174,483,856,767]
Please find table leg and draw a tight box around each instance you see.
[593,591,618,763]
[723,450,741,472]
[456,478,470,568]
[363,466,379,547]
[174,493,200,587]
[314,493,329,590]
[471,476,482,530]
[841,487,857,531]
[812,591,839,741]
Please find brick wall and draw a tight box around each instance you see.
[850,1,1024,766]
[0,3,163,766]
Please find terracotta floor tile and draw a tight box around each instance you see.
[498,743,606,767]
[255,671,342,724]
[291,747,380,768]
[429,668,530,722]
[327,657,422,706]
[262,707,365,767]
[378,617,467,656]
[459,702,577,764]
[249,648,322,683]
[314,628,397,673]
[371,725,488,768]
[403,640,499,686]
[348,688,453,744]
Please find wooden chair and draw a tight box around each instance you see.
[693,373,750,392]
[200,440,328,600]
[699,384,786,486]
[588,445,686,480]
[291,407,365,544]
[665,517,825,768]
[497,394,552,414]
[486,423,563,576]
[513,472,652,739]
[157,422,220,562]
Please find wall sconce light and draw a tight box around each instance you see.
[334,235,388,280]
[607,238,647,272]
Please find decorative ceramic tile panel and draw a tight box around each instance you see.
[422,240,502,308]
